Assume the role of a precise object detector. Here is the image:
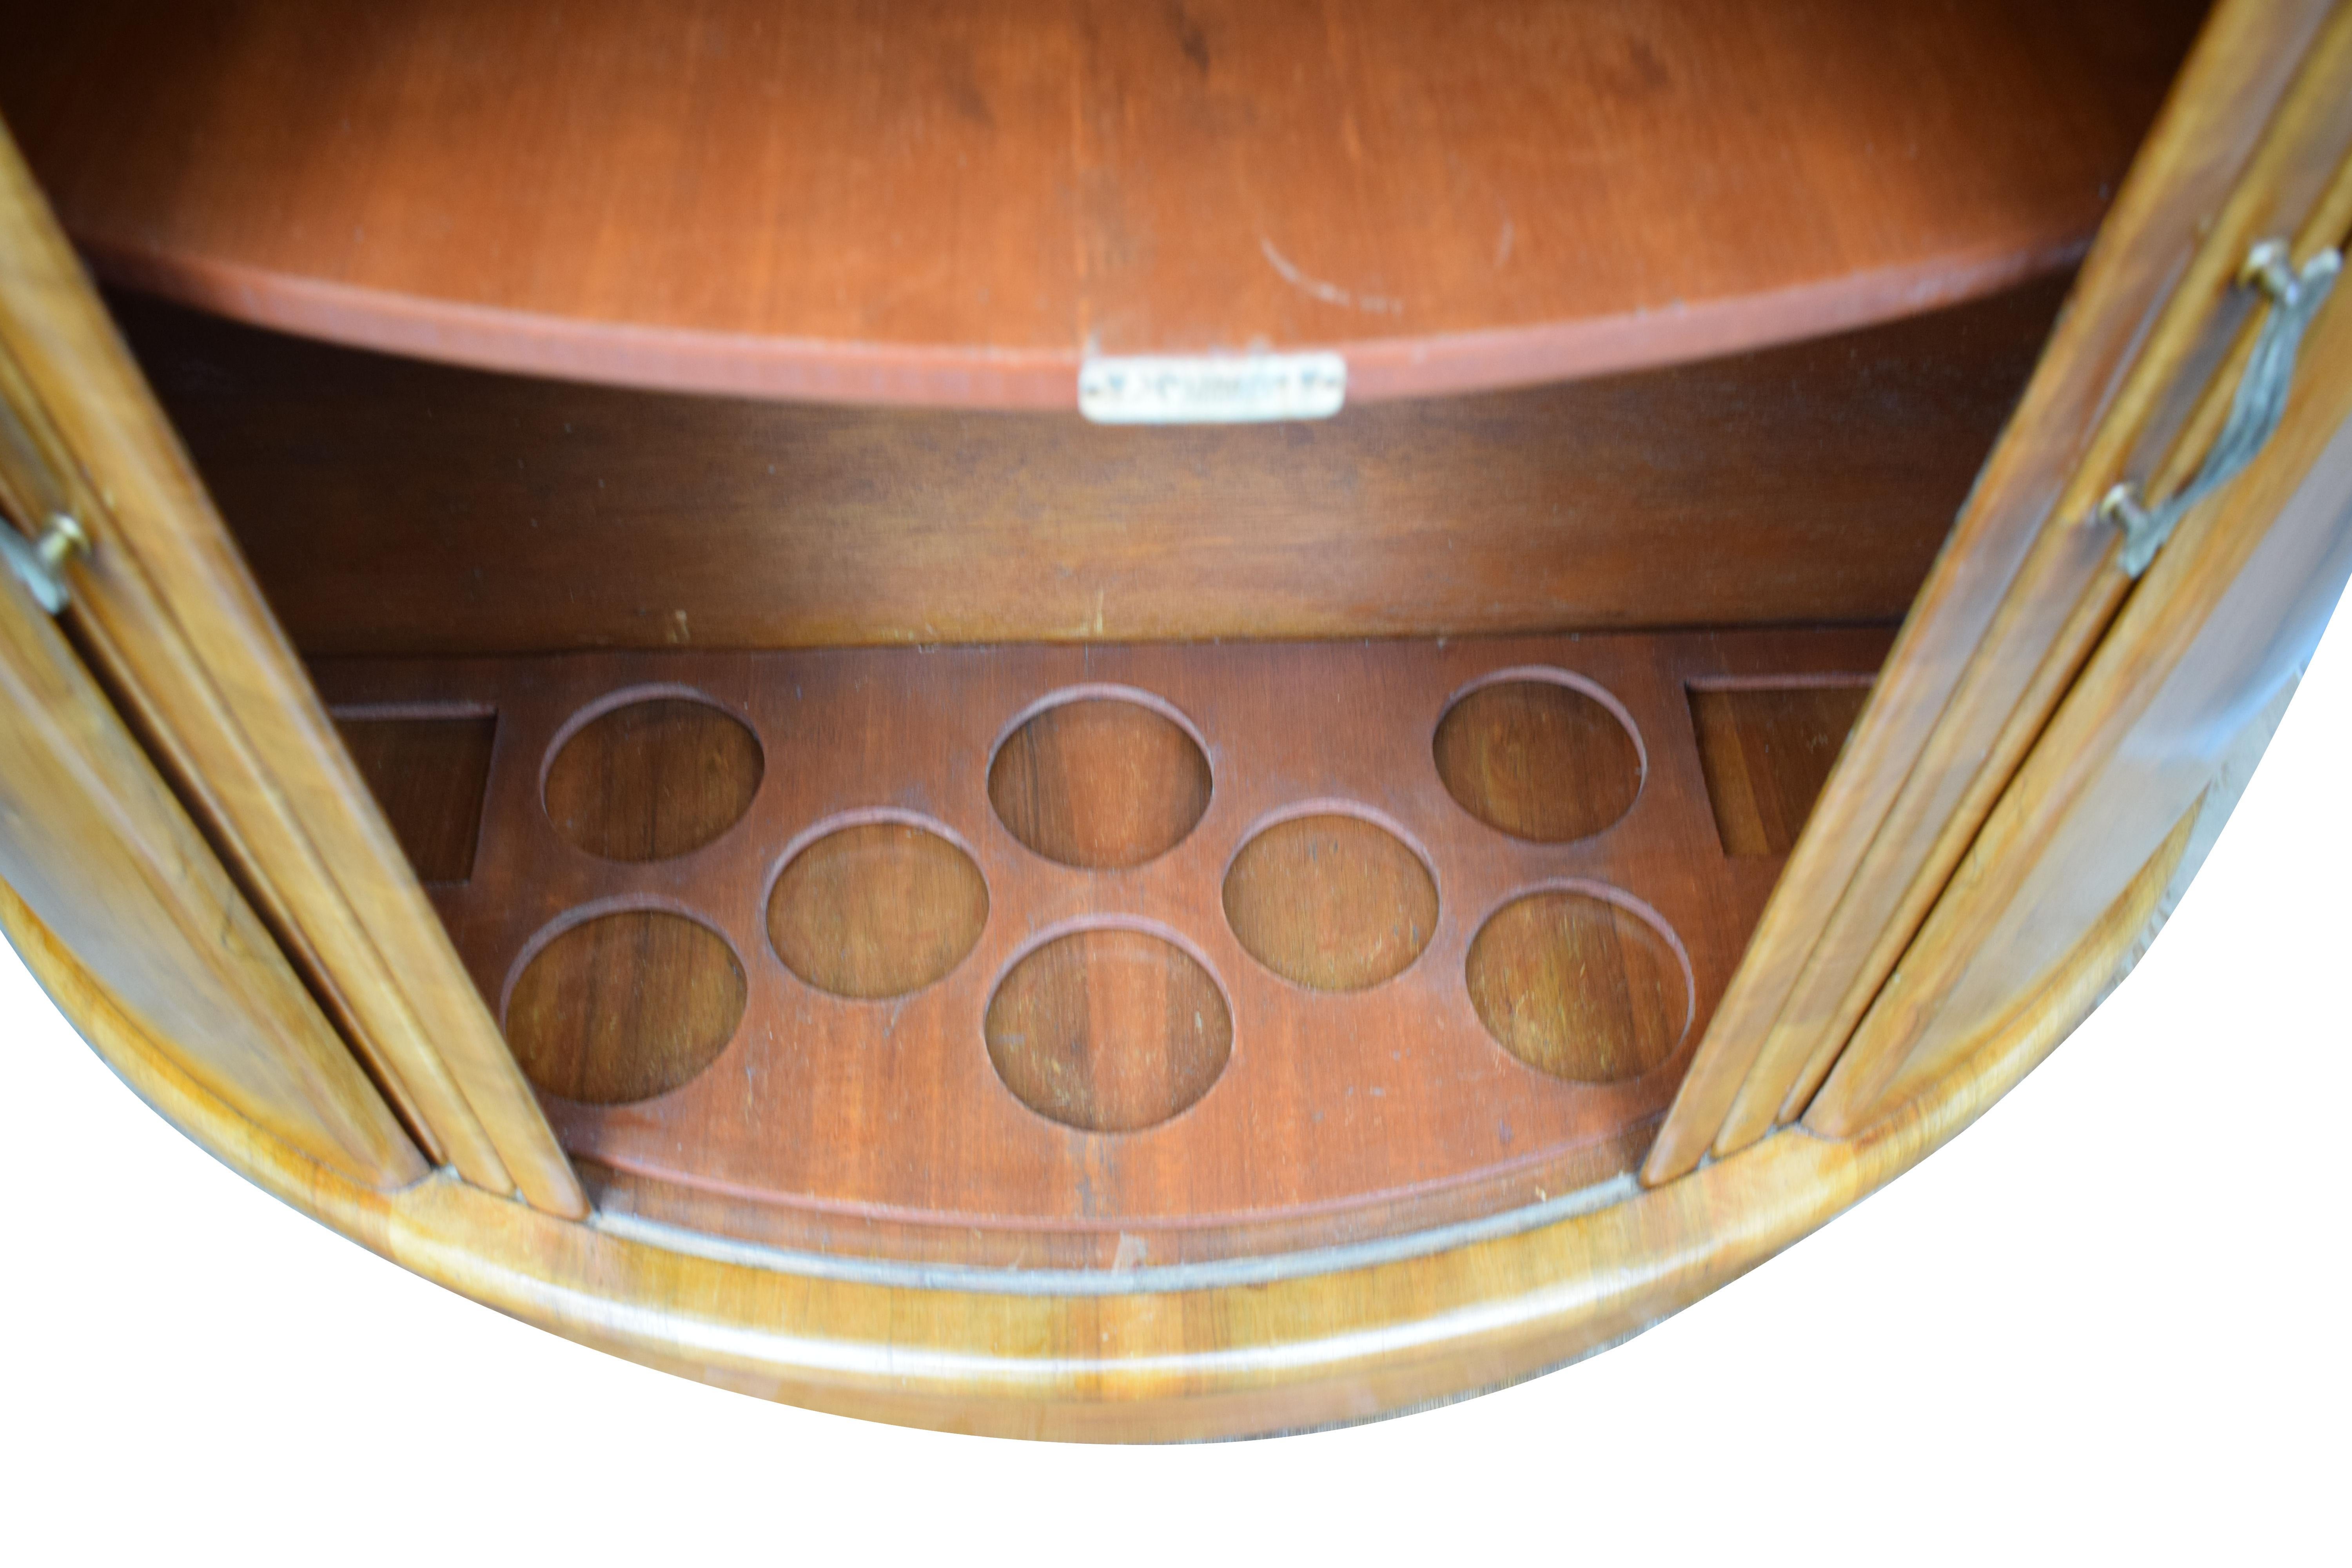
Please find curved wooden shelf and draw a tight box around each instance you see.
[0,0,2200,405]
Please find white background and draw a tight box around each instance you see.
[5,609,2346,1564]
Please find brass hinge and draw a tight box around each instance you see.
[0,512,89,613]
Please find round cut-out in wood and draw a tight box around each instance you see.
[989,697,1211,869]
[767,822,989,999]
[544,696,762,861]
[985,929,1232,1132]
[1223,814,1438,991]
[506,910,745,1104]
[1466,890,1687,1083]
[1434,679,1642,843]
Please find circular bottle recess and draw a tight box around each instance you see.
[1222,814,1437,991]
[984,929,1232,1132]
[505,909,746,1104]
[1433,678,1642,843]
[544,696,762,862]
[989,696,1211,869]
[1466,890,1688,1083]
[767,822,989,999]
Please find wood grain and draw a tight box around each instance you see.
[1644,0,2351,1182]
[0,127,584,1214]
[767,822,990,1000]
[1434,679,1644,844]
[1466,892,1688,1084]
[332,714,495,884]
[1222,814,1437,993]
[113,280,2062,652]
[1688,684,1873,857]
[0,0,2198,404]
[316,626,1891,1266]
[544,696,763,862]
[2,771,2201,1440]
[1744,10,2352,1151]
[989,697,1212,869]
[985,927,1234,1133]
[0,519,425,1188]
[1809,213,2352,1136]
[506,910,747,1106]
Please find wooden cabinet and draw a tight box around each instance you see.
[0,0,2345,1439]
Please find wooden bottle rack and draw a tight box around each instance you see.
[321,628,1886,1270]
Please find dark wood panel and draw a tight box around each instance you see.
[331,713,495,883]
[122,279,2064,652]
[314,625,1893,1266]
[0,0,2196,403]
[1688,682,1873,857]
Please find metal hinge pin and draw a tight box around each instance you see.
[1,512,91,614]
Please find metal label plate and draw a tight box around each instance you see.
[1078,352,1347,425]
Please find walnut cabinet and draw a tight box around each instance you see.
[1,0,2347,1439]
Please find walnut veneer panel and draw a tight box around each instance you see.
[122,281,2058,652]
[0,0,2200,403]
[316,628,1891,1267]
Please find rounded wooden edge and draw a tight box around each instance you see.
[495,893,744,1030]
[985,681,1214,770]
[1436,664,1651,783]
[535,681,758,795]
[1217,796,1441,889]
[84,236,2087,410]
[0,819,2169,1442]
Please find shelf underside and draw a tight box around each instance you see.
[5,0,2201,403]
[318,629,1889,1268]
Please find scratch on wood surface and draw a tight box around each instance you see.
[1259,238,1402,316]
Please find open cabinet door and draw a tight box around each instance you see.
[0,0,2340,1442]
[0,497,426,1189]
[0,126,584,1215]
[1651,0,2352,1175]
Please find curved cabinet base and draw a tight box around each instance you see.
[0,805,2190,1441]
